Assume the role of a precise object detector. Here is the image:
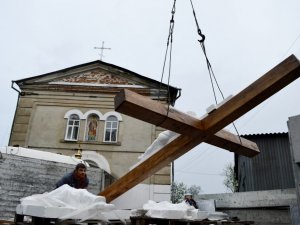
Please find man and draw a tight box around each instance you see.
[56,163,89,189]
[184,193,198,209]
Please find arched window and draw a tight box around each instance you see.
[104,115,119,142]
[65,114,80,141]
[85,114,99,141]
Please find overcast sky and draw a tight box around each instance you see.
[1,1,300,194]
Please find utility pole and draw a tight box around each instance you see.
[94,41,111,61]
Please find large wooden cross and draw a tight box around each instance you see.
[100,55,300,202]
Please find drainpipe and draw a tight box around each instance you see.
[8,81,21,145]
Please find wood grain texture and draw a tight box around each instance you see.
[100,55,300,202]
[115,88,203,134]
[201,55,300,134]
[115,88,259,157]
[100,133,199,202]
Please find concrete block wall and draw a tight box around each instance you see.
[198,189,297,225]
[220,208,291,225]
[0,152,102,220]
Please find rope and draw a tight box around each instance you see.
[189,0,242,144]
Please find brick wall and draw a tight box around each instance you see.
[0,152,102,220]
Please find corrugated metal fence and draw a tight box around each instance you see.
[236,133,295,192]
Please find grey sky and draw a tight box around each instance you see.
[1,0,300,194]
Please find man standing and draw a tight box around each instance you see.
[184,193,198,209]
[56,163,89,189]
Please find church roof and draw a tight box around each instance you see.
[13,60,181,105]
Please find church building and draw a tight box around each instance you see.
[9,60,181,205]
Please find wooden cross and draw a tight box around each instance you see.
[100,55,300,202]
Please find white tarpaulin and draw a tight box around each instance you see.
[16,184,115,222]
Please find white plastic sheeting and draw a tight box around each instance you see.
[138,130,179,160]
[132,200,229,221]
[130,111,201,170]
[16,184,115,222]
[130,130,179,170]
[141,200,196,219]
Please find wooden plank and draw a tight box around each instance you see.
[100,126,258,201]
[115,89,259,157]
[201,54,300,134]
[102,131,261,201]
[130,217,254,225]
[100,55,300,202]
[115,88,203,134]
[100,128,256,201]
[0,220,15,225]
[208,130,259,157]
[99,115,260,202]
[100,133,202,202]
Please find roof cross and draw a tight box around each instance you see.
[94,41,111,61]
[100,55,300,202]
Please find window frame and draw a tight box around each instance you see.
[103,115,119,143]
[65,114,81,141]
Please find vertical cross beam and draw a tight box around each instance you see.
[100,55,300,202]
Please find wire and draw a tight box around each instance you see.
[176,170,224,176]
[176,145,212,170]
[189,0,222,104]
[156,0,177,126]
[177,146,219,172]
[235,31,300,133]
[282,32,300,58]
[189,0,242,144]
[158,0,176,102]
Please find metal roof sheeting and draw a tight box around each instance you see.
[236,133,295,192]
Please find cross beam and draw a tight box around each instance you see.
[100,55,300,202]
[114,89,259,157]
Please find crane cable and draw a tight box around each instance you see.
[189,0,223,103]
[157,0,177,125]
[189,0,242,143]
